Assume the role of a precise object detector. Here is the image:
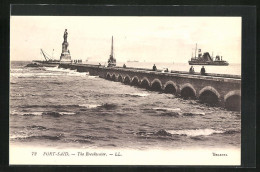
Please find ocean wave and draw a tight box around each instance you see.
[222,129,240,135]
[154,129,172,136]
[136,130,170,137]
[153,109,205,116]
[153,107,181,112]
[74,134,104,141]
[44,66,63,72]
[66,71,89,76]
[11,68,25,72]
[27,125,48,130]
[11,134,64,141]
[166,128,223,137]
[17,103,111,111]
[158,112,180,117]
[88,76,99,79]
[103,144,117,147]
[45,67,89,76]
[11,66,89,78]
[70,139,94,144]
[11,111,43,116]
[42,112,76,117]
[79,104,101,109]
[182,112,205,116]
[99,103,117,110]
[125,93,149,97]
[11,72,64,78]
[18,104,79,108]
[136,128,225,138]
[135,130,179,141]
[10,134,29,139]
[10,111,76,116]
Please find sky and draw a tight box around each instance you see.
[10,16,241,63]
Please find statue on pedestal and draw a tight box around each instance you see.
[60,29,71,63]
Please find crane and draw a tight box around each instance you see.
[40,49,53,61]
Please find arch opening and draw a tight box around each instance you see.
[181,87,196,99]
[124,76,131,84]
[225,95,241,111]
[131,77,139,86]
[140,79,150,89]
[118,75,123,82]
[164,84,176,94]
[106,73,111,80]
[151,81,162,91]
[199,90,219,106]
[111,74,116,81]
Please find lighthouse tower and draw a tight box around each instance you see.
[60,29,71,63]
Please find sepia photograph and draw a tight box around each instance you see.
[10,14,242,165]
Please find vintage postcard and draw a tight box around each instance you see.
[10,13,242,165]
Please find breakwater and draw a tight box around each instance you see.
[59,63,241,111]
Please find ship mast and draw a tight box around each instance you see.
[111,36,114,58]
[195,43,197,59]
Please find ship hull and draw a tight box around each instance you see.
[188,61,229,66]
[32,60,60,67]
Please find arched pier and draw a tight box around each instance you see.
[59,63,241,111]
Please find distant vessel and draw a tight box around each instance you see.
[127,60,139,62]
[29,49,60,67]
[188,44,229,66]
[107,36,116,67]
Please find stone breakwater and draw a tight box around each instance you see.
[59,63,241,111]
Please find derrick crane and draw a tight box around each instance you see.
[40,49,53,61]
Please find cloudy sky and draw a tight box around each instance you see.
[10,16,241,63]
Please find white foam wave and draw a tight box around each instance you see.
[11,68,24,73]
[44,66,61,71]
[46,67,89,76]
[11,110,76,116]
[79,104,101,109]
[167,129,224,137]
[66,71,89,76]
[153,107,181,112]
[59,112,76,115]
[10,134,29,139]
[181,112,206,116]
[88,76,98,79]
[11,111,43,116]
[127,93,150,97]
[11,72,64,78]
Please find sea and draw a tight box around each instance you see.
[10,61,241,151]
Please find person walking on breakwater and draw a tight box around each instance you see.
[200,66,206,75]
[152,64,157,71]
[189,66,195,74]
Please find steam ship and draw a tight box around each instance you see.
[26,49,60,67]
[188,44,229,66]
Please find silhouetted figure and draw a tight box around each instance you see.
[152,64,157,71]
[200,66,206,75]
[123,64,126,68]
[164,68,169,72]
[189,66,195,74]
